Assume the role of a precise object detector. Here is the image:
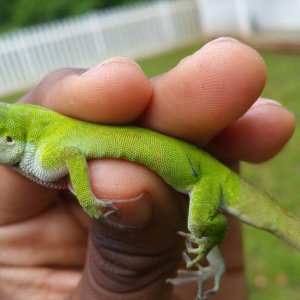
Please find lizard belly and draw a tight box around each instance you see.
[10,164,68,189]
[17,144,68,189]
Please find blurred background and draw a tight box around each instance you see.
[0,0,300,299]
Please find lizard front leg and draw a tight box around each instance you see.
[63,147,117,219]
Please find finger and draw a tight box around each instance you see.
[21,57,152,124]
[215,216,247,300]
[0,167,57,225]
[208,99,296,162]
[0,267,81,299]
[0,202,88,266]
[71,160,187,300]
[140,37,267,145]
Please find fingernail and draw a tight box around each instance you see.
[253,97,283,107]
[105,193,152,229]
[83,57,142,75]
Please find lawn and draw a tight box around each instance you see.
[2,43,300,299]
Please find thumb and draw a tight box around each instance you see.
[70,159,187,300]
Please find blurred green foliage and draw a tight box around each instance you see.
[0,0,145,33]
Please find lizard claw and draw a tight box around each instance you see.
[95,199,118,211]
[96,200,118,219]
[103,209,118,219]
[95,193,145,219]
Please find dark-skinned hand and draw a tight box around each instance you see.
[0,38,295,300]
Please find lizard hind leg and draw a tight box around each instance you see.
[167,178,227,299]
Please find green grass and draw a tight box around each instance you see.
[1,90,28,103]
[2,43,300,299]
[138,44,201,77]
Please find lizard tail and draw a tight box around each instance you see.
[221,176,300,251]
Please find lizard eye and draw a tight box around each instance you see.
[6,136,13,143]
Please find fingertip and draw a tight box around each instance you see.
[209,102,296,162]
[200,37,267,97]
[73,57,152,123]
[141,38,267,143]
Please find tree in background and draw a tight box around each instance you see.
[0,0,146,33]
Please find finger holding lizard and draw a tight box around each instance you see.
[0,37,296,300]
[72,38,294,300]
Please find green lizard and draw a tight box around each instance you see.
[0,101,299,299]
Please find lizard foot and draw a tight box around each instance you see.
[81,202,117,219]
[167,235,225,300]
[178,231,212,267]
[68,185,117,219]
[69,183,144,219]
[167,266,214,300]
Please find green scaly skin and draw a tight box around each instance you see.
[0,102,300,300]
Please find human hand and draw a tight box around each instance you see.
[0,38,295,300]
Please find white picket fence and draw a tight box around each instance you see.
[0,0,201,96]
[198,0,300,36]
[1,0,300,96]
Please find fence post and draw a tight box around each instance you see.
[195,0,213,37]
[235,0,252,38]
[87,12,107,60]
[158,0,177,46]
[12,31,37,85]
[297,0,300,16]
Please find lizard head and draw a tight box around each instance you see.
[0,102,25,166]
